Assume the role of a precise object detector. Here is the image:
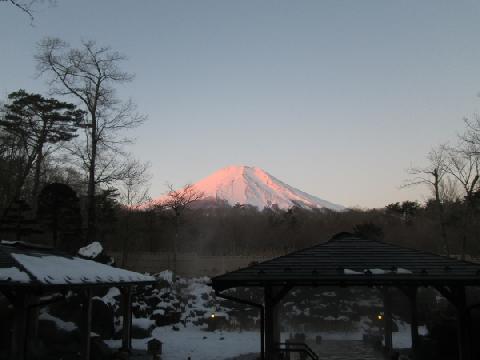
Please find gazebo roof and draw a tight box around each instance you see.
[0,241,156,288]
[212,233,480,291]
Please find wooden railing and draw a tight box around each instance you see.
[276,342,319,360]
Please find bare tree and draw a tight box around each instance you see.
[2,0,35,19]
[403,145,451,255]
[117,158,151,209]
[462,113,480,154]
[443,144,480,204]
[1,0,55,21]
[116,158,151,267]
[156,183,204,280]
[36,37,145,241]
[442,144,480,258]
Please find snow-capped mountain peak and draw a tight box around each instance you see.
[154,165,343,211]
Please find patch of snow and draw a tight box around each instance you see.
[153,309,165,316]
[78,242,103,258]
[0,267,30,283]
[396,268,413,274]
[133,316,155,330]
[106,325,260,360]
[95,287,121,306]
[39,312,77,332]
[392,321,429,349]
[0,240,17,245]
[366,268,387,275]
[158,270,174,284]
[344,269,362,275]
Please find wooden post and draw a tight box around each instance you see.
[27,296,40,358]
[264,285,291,360]
[264,286,276,360]
[455,286,471,360]
[260,306,265,360]
[121,286,133,352]
[81,288,93,360]
[435,285,472,360]
[408,287,419,357]
[10,292,28,360]
[383,287,393,354]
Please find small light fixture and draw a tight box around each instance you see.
[211,313,215,318]
[377,314,383,320]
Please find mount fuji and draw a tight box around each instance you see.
[153,165,344,211]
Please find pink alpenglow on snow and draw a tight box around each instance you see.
[152,165,344,210]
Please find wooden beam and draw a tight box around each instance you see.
[81,289,93,360]
[408,287,419,358]
[121,286,133,352]
[455,287,471,360]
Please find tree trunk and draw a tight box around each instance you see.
[434,171,449,256]
[32,148,43,202]
[122,211,130,267]
[86,115,97,243]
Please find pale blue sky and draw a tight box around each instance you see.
[2,0,480,208]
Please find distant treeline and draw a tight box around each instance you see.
[101,197,479,257]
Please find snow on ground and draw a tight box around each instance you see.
[391,321,428,349]
[106,325,260,360]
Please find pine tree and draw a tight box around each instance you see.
[1,90,84,200]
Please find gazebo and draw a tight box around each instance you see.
[211,232,480,360]
[0,241,158,360]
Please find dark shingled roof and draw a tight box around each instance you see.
[212,233,480,291]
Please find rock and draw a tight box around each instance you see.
[152,311,181,327]
[145,295,161,307]
[91,298,115,339]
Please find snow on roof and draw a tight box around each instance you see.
[0,267,30,283]
[0,243,156,286]
[78,241,103,259]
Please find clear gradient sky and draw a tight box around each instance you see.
[2,0,480,208]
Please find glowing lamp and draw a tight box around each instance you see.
[377,314,383,320]
[211,314,215,318]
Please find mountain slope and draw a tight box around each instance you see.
[154,165,344,211]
